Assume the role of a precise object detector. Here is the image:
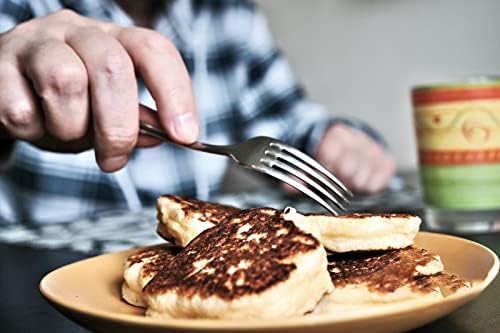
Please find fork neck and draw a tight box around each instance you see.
[187,141,232,156]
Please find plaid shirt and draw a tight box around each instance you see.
[0,0,383,224]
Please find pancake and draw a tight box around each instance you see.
[143,208,333,319]
[313,272,469,315]
[156,194,240,247]
[156,197,419,252]
[320,247,445,306]
[413,272,470,297]
[284,208,421,252]
[122,244,180,307]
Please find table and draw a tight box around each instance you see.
[0,243,88,333]
[0,234,498,332]
[0,189,499,332]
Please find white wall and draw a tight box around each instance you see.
[256,0,500,169]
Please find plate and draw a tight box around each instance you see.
[40,232,499,333]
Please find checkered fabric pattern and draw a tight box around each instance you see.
[0,0,384,224]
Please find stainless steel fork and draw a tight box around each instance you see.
[139,121,353,214]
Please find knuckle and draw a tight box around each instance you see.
[1,103,36,128]
[40,63,87,99]
[140,31,177,55]
[99,52,132,78]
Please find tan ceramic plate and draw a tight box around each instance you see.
[40,232,499,333]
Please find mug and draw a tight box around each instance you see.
[412,78,500,233]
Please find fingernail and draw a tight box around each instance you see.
[173,113,198,143]
[99,155,128,172]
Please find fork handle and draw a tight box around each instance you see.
[139,121,231,156]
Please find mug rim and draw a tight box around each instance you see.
[412,76,500,92]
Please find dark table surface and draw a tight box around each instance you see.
[0,187,499,332]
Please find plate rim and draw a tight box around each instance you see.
[39,231,500,330]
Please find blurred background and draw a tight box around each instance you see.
[255,0,500,170]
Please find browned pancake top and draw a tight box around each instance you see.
[413,273,469,293]
[145,208,320,300]
[159,194,240,224]
[327,247,438,293]
[126,244,180,278]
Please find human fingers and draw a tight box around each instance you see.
[0,9,196,164]
[338,133,395,194]
[316,124,350,174]
[348,140,383,193]
[66,27,138,172]
[317,124,359,182]
[23,39,89,142]
[116,28,199,144]
[346,128,396,194]
[317,123,393,193]
[365,153,396,194]
[0,61,44,140]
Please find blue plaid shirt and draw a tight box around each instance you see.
[0,0,383,224]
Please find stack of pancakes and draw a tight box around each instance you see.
[121,194,469,319]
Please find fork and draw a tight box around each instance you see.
[139,121,353,215]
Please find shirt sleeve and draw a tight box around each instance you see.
[0,0,32,32]
[235,3,387,155]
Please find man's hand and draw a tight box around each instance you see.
[315,123,396,194]
[0,10,198,172]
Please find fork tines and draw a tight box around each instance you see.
[260,142,353,215]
